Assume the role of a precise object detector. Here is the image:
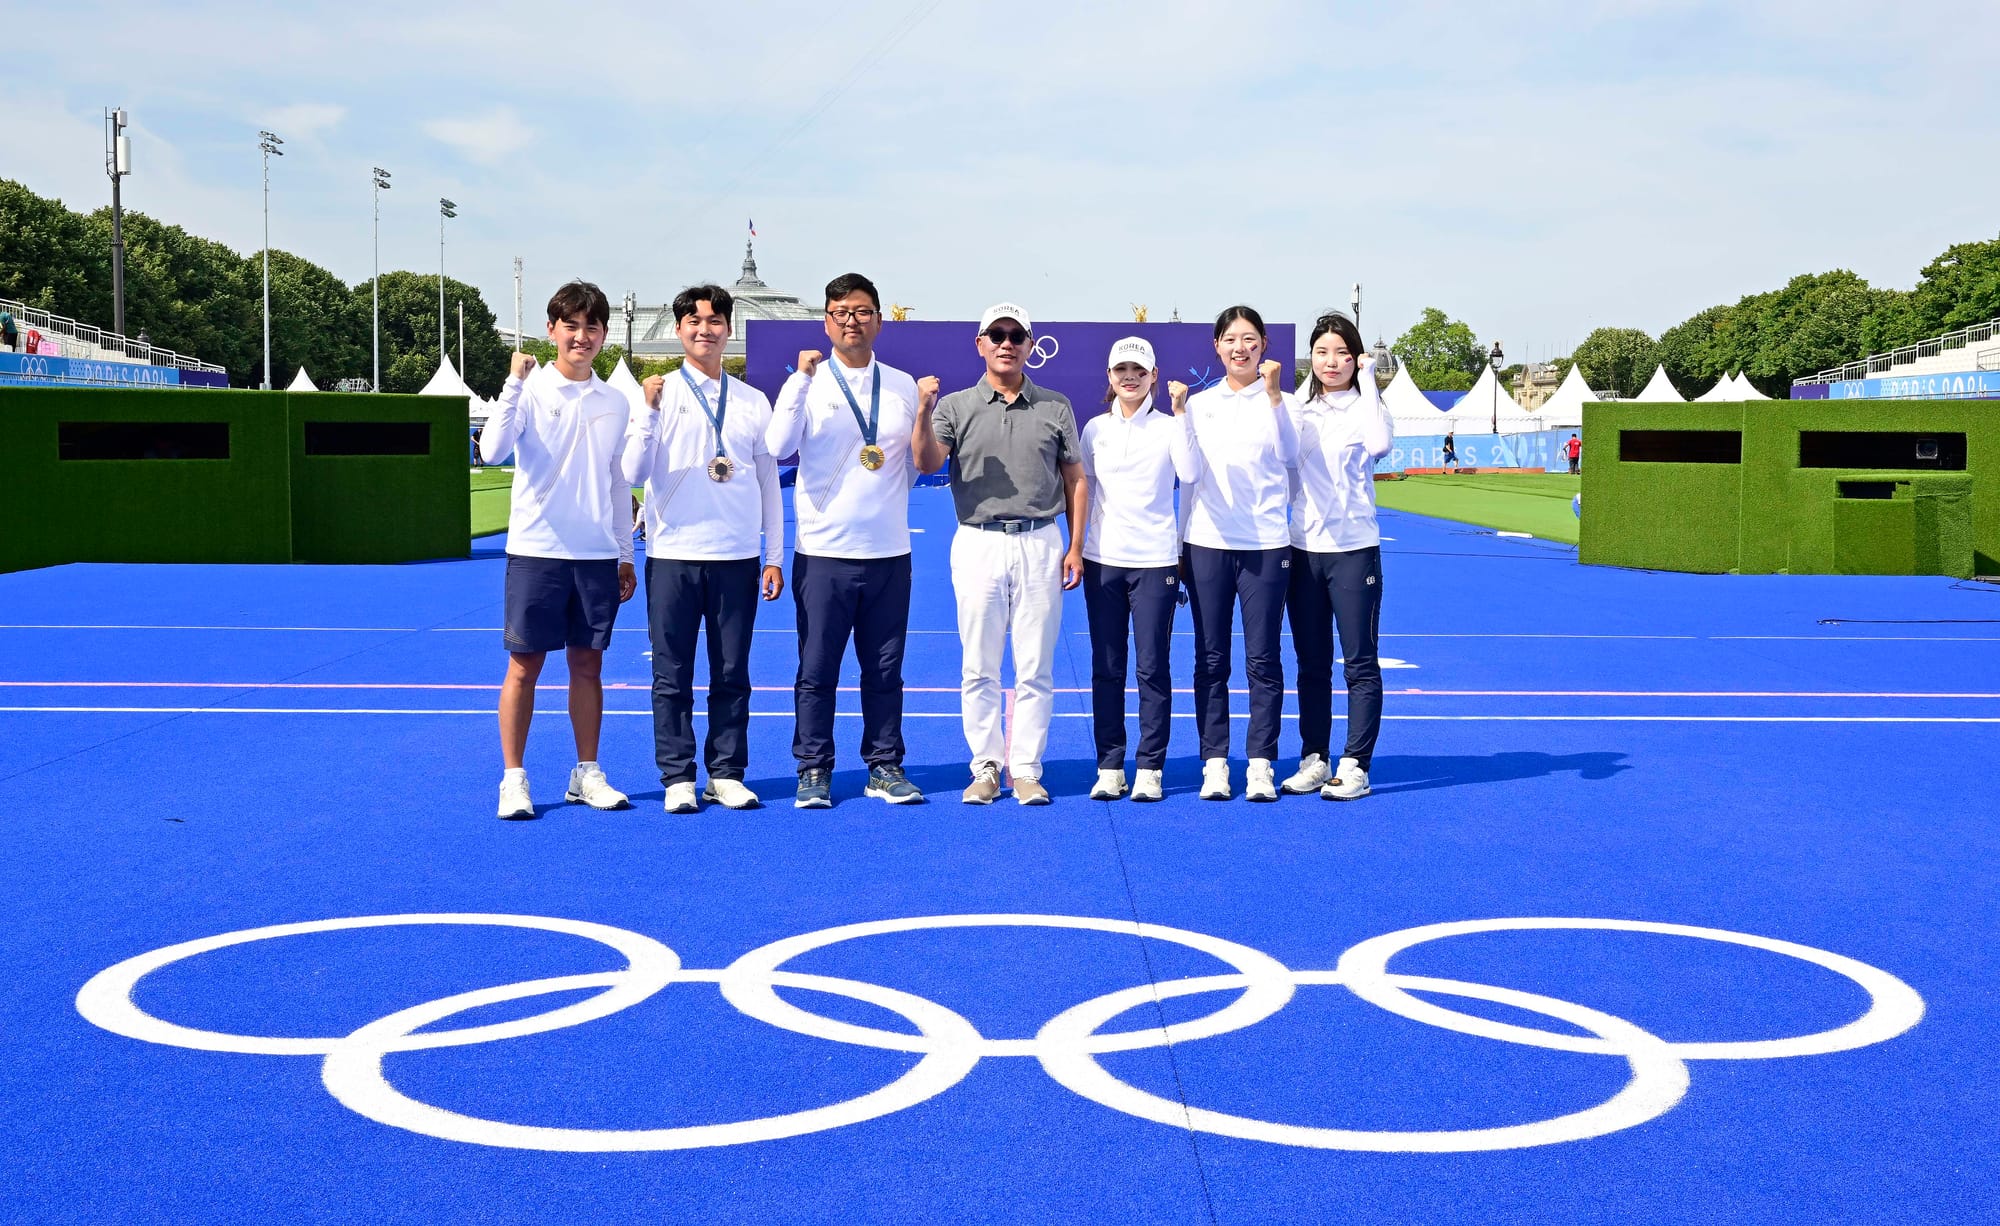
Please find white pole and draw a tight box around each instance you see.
[372,175,380,392]
[261,150,270,390]
[513,257,523,352]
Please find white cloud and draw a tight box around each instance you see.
[260,103,346,140]
[421,107,534,166]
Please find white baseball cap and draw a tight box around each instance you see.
[1108,336,1155,370]
[977,302,1033,336]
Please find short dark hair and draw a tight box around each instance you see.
[547,280,610,328]
[1213,304,1267,342]
[673,284,734,326]
[824,273,880,311]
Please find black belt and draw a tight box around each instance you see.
[972,517,1055,534]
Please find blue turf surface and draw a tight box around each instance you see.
[3,487,1998,1224]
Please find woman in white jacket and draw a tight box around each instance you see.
[1281,311,1393,801]
[1080,337,1200,803]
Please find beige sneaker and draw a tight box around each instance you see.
[1013,777,1051,805]
[1322,757,1372,801]
[963,762,1002,805]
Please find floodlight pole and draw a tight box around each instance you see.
[438,198,457,365]
[105,108,131,339]
[512,257,523,352]
[258,130,284,390]
[372,167,391,391]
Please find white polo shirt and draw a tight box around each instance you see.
[1289,378,1395,553]
[621,366,783,565]
[1080,396,1201,568]
[1182,379,1300,551]
[480,363,633,564]
[767,356,920,560]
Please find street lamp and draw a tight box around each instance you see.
[258,130,284,390]
[1489,340,1505,435]
[622,291,637,359]
[1350,283,1362,336]
[104,108,132,340]
[438,198,457,366]
[371,168,391,391]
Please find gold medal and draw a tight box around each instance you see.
[706,455,735,482]
[859,443,886,471]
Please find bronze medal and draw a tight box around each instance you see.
[859,443,886,471]
[707,455,734,482]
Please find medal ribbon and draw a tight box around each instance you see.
[681,366,729,459]
[827,361,880,450]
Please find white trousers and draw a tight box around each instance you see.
[951,523,1064,779]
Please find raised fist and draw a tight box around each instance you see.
[1167,380,1190,414]
[798,350,823,377]
[917,374,940,409]
[1259,359,1284,392]
[641,374,666,410]
[510,352,537,380]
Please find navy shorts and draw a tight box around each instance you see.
[503,555,620,654]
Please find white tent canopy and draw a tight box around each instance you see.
[1693,372,1740,402]
[1632,364,1685,403]
[1379,362,1435,418]
[604,356,646,414]
[1539,363,1601,429]
[285,366,317,392]
[419,355,474,398]
[1442,365,1545,433]
[1729,372,1770,400]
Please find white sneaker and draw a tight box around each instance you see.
[703,778,760,810]
[497,773,534,820]
[663,781,700,814]
[1322,756,1372,801]
[1281,753,1329,794]
[1200,758,1231,800]
[1130,769,1164,802]
[1090,769,1127,800]
[1245,758,1278,802]
[565,762,629,810]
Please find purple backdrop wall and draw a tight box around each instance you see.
[745,319,1297,431]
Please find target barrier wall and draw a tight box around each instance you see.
[0,386,470,573]
[1579,399,1993,577]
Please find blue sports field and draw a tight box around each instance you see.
[3,487,1995,1224]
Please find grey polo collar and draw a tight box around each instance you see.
[980,375,1039,406]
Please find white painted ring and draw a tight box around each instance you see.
[321,968,983,1151]
[1037,970,1691,1152]
[719,914,1295,1057]
[1334,918,1925,1059]
[75,913,680,1055]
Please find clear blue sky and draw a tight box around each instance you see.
[7,0,1996,360]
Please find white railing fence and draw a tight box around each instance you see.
[0,296,226,374]
[1798,315,2000,386]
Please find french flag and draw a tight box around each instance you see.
[748,218,757,238]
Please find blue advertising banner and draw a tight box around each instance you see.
[745,319,1295,432]
[1828,369,2000,400]
[1380,429,1573,474]
[0,352,184,388]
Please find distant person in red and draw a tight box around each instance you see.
[1566,433,1582,474]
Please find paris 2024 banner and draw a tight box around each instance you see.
[744,319,1297,436]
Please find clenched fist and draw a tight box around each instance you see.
[797,350,823,377]
[510,352,537,380]
[641,374,666,410]
[1167,380,1190,414]
[917,374,940,410]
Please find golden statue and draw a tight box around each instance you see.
[890,304,912,321]
[1131,304,1149,323]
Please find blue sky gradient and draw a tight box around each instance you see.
[7,0,1997,359]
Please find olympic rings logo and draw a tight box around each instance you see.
[75,912,1923,1154]
[1026,334,1059,369]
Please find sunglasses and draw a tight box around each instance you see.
[984,326,1030,346]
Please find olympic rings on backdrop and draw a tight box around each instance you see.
[75,913,1922,1154]
[1026,334,1060,369]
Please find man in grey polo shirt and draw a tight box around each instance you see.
[912,302,1086,805]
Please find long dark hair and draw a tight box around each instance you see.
[1300,311,1365,400]
[1212,304,1267,341]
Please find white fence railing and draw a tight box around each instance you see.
[0,296,226,374]
[1797,314,2000,385]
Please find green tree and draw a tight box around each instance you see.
[1655,304,1732,396]
[263,250,368,388]
[1570,327,1658,399]
[1391,307,1483,389]
[0,178,100,315]
[365,271,508,395]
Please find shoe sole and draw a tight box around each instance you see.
[1089,790,1124,800]
[1246,790,1279,802]
[962,793,997,805]
[1279,780,1324,794]
[794,796,833,809]
[564,790,631,810]
[703,792,761,810]
[1323,789,1371,801]
[864,787,926,804]
[1200,791,1231,801]
[1129,791,1161,803]
[498,807,537,820]
[1015,794,1050,806]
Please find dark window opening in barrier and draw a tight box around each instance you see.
[1618,430,1742,464]
[304,421,432,456]
[58,421,230,460]
[1799,431,1966,470]
[1838,481,1899,500]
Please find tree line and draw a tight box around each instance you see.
[0,177,509,394]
